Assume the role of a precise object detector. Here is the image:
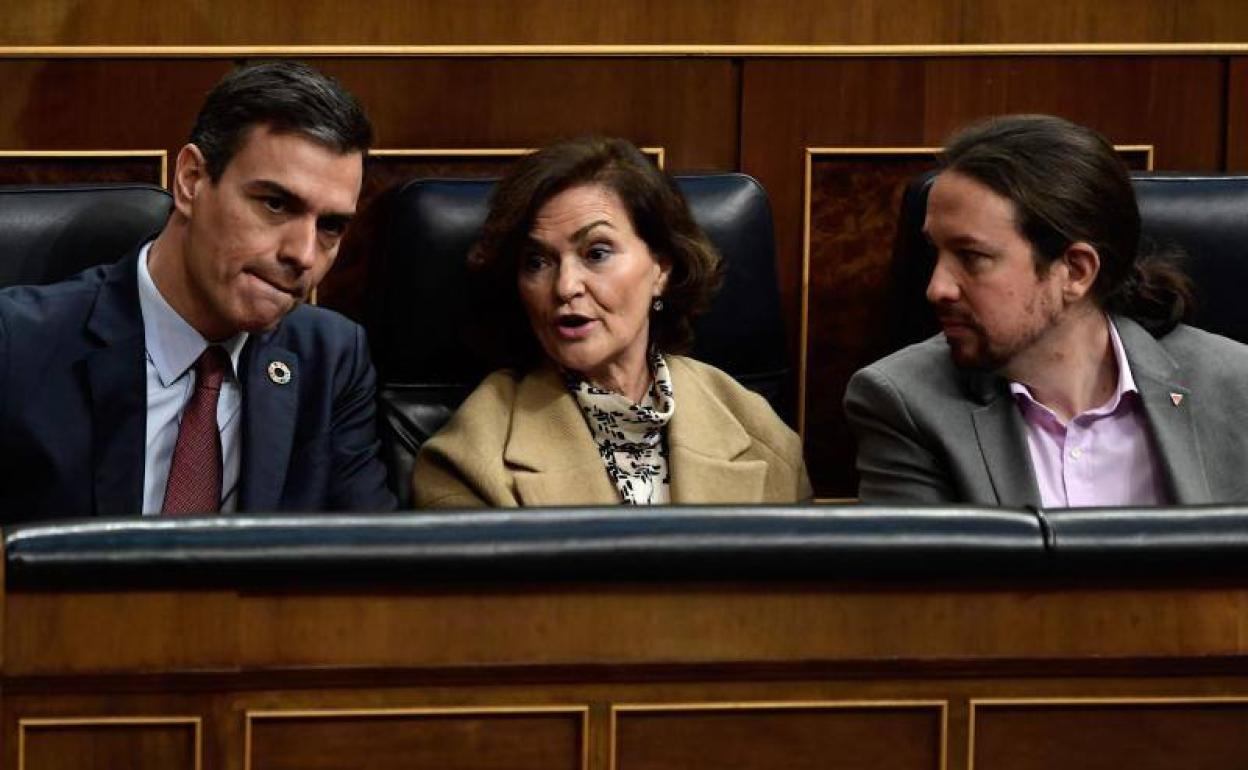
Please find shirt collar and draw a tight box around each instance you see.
[137,241,248,386]
[1008,315,1139,421]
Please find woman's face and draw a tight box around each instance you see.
[518,183,670,394]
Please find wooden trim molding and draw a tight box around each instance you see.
[967,696,1248,770]
[243,705,590,770]
[608,699,948,770]
[370,146,665,168]
[4,44,1248,58]
[0,150,169,188]
[18,716,202,770]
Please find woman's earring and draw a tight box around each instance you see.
[652,298,664,312]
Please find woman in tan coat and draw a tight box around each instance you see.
[412,137,810,507]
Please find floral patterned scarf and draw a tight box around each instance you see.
[565,351,675,505]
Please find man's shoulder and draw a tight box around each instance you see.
[1117,319,1248,420]
[1155,322,1248,381]
[0,264,112,320]
[265,303,364,350]
[850,335,963,396]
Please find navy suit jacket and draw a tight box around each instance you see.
[0,248,397,520]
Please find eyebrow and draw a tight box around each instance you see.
[246,180,356,228]
[922,229,993,251]
[571,219,614,243]
[527,218,614,253]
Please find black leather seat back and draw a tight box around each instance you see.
[376,174,789,505]
[0,184,173,288]
[1133,174,1248,343]
[889,171,1248,350]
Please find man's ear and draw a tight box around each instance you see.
[172,143,209,218]
[1059,241,1101,303]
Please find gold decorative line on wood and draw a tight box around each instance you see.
[18,716,202,770]
[967,696,1248,770]
[609,699,947,770]
[243,705,590,770]
[0,149,169,188]
[4,44,1248,58]
[370,146,666,168]
[1118,144,1157,170]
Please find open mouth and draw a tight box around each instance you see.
[554,314,596,339]
[557,314,591,328]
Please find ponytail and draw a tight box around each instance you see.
[1102,241,1194,336]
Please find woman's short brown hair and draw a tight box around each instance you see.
[469,136,723,369]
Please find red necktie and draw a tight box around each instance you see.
[162,346,230,514]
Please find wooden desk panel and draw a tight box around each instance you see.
[5,579,1248,769]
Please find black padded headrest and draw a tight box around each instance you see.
[13,506,1248,588]
[1043,506,1248,573]
[3,506,1045,588]
[0,184,173,288]
[1133,174,1248,343]
[374,174,789,408]
[889,171,1248,350]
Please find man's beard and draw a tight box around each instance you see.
[937,300,1060,374]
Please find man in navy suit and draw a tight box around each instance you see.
[0,60,397,518]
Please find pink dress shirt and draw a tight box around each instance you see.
[1009,319,1170,508]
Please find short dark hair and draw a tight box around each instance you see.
[190,60,373,181]
[469,136,723,368]
[942,114,1192,335]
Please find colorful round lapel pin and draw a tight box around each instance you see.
[267,360,292,385]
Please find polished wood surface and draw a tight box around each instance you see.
[1228,58,1248,172]
[0,155,163,186]
[613,704,943,770]
[0,59,230,155]
[5,1,1248,46]
[7,576,1248,769]
[18,720,198,770]
[248,709,584,770]
[12,582,1248,676]
[971,701,1248,770]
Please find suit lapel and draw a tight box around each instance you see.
[505,364,618,506]
[238,333,300,511]
[967,373,1042,508]
[665,357,767,504]
[1117,317,1212,504]
[84,252,148,515]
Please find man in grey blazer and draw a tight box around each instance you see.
[845,115,1248,507]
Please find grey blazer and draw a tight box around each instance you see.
[844,316,1248,506]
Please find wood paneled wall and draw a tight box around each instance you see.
[5,1,1248,45]
[0,51,1243,496]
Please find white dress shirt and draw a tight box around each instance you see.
[137,242,247,514]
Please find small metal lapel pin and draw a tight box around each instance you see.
[267,360,292,385]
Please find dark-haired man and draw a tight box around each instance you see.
[845,114,1248,506]
[0,61,396,517]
